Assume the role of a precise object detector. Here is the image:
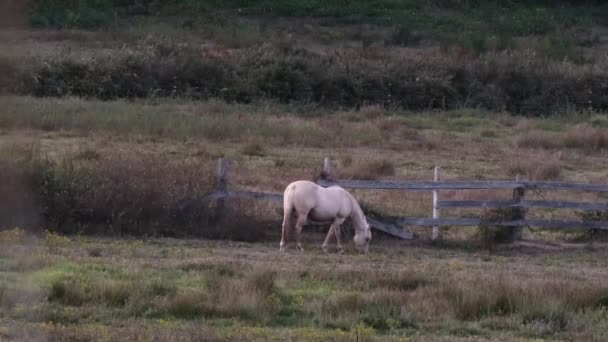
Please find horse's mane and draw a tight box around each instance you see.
[346,191,367,231]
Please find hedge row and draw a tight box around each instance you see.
[28,46,608,115]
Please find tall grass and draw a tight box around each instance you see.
[33,255,608,336]
[0,96,390,148]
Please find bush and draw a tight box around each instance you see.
[476,207,525,249]
[0,147,229,237]
[575,210,608,241]
[0,228,27,245]
[0,148,279,240]
[25,42,608,115]
[241,143,265,157]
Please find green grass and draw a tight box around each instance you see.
[2,235,608,341]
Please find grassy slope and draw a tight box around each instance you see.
[1,230,608,341]
[2,96,608,239]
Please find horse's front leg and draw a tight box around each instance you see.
[322,225,334,252]
[332,218,346,253]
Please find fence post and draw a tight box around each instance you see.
[214,158,228,222]
[322,157,331,180]
[432,166,441,240]
[511,174,525,241]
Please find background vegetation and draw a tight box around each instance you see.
[0,0,602,115]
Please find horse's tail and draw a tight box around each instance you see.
[283,184,296,223]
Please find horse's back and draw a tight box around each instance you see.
[283,180,318,211]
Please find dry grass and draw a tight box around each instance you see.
[563,124,608,150]
[2,234,608,341]
[3,96,608,235]
[339,158,396,180]
[241,143,265,157]
[517,124,608,151]
[507,153,563,181]
[516,130,560,149]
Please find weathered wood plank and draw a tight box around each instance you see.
[396,217,608,230]
[203,190,283,202]
[318,179,608,192]
[437,200,608,211]
[438,200,519,208]
[227,190,283,202]
[511,175,525,240]
[206,190,415,239]
[366,217,415,239]
[432,167,441,240]
[214,159,229,222]
[397,217,483,226]
[524,181,608,192]
[318,179,524,190]
[524,219,608,230]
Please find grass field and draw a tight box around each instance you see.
[1,229,608,341]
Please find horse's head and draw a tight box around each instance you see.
[353,224,372,254]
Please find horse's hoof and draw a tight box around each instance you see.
[337,247,344,254]
[322,245,328,253]
[296,244,304,252]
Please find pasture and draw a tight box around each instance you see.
[2,230,608,341]
[2,1,608,341]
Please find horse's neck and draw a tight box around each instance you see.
[348,195,366,230]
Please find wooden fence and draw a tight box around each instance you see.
[204,158,608,241]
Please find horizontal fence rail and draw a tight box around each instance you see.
[204,158,608,242]
[437,200,608,211]
[203,188,415,239]
[396,218,608,230]
[317,179,524,190]
[318,179,608,192]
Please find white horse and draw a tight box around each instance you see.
[280,180,372,253]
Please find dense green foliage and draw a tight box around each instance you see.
[28,46,608,115]
[31,0,608,38]
[17,1,608,115]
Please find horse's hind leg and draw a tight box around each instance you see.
[295,214,307,252]
[280,212,293,252]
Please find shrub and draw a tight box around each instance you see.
[476,207,525,249]
[29,153,216,237]
[47,280,86,306]
[385,25,423,46]
[24,41,608,115]
[563,124,608,150]
[167,292,206,319]
[45,230,71,250]
[516,131,559,149]
[0,228,27,245]
[241,143,265,157]
[575,210,608,241]
[248,271,276,298]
